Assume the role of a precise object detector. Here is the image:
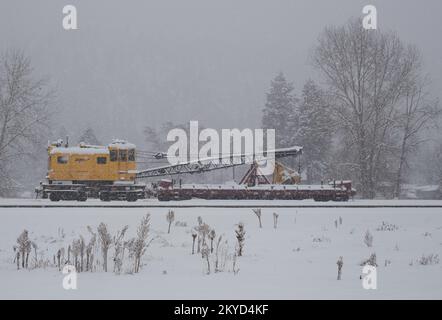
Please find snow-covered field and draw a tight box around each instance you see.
[1,204,441,299]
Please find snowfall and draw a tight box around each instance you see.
[0,199,441,299]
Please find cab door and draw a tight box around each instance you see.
[94,154,109,180]
[118,148,129,181]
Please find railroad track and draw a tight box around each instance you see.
[1,203,442,208]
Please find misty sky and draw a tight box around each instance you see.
[1,0,441,148]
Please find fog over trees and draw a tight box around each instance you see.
[0,50,54,196]
[262,19,441,198]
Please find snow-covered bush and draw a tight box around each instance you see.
[376,221,399,231]
[191,230,197,255]
[97,223,112,272]
[127,214,152,273]
[113,225,128,275]
[56,248,64,271]
[232,251,240,275]
[71,238,81,271]
[31,242,38,269]
[360,253,378,267]
[336,256,343,280]
[252,209,262,228]
[208,229,216,253]
[195,222,210,254]
[273,212,279,229]
[418,254,439,266]
[70,236,86,272]
[214,235,224,272]
[79,236,85,272]
[235,222,245,256]
[201,243,210,274]
[166,210,175,234]
[312,236,331,243]
[364,230,373,247]
[86,226,97,272]
[175,221,187,227]
[16,230,31,269]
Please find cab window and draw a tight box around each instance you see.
[110,150,118,161]
[119,150,127,162]
[57,155,69,164]
[128,149,135,161]
[97,157,107,164]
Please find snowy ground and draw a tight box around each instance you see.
[0,204,441,299]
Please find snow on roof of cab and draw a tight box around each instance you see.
[108,139,136,149]
[50,146,109,155]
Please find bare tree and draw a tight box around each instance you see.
[313,19,421,198]
[252,209,262,228]
[97,223,112,272]
[166,210,175,234]
[0,50,54,196]
[393,79,440,198]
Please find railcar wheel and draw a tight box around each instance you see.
[126,192,138,202]
[99,192,111,201]
[49,192,60,202]
[77,192,88,202]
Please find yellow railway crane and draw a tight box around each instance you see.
[37,142,354,202]
[38,139,146,201]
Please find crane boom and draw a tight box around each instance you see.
[134,146,302,179]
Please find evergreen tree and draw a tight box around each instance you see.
[78,127,101,145]
[262,72,298,148]
[296,80,332,183]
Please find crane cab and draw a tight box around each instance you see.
[41,139,145,201]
